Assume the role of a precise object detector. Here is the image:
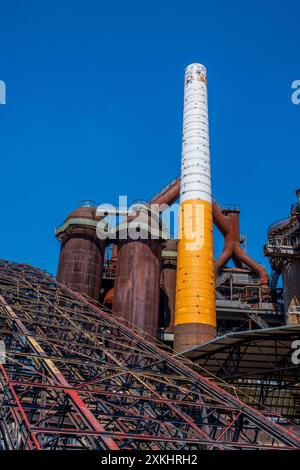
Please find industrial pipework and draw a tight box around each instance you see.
[174,64,216,352]
[214,207,269,287]
[265,189,300,324]
[156,177,268,287]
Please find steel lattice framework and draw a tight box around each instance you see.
[0,260,299,450]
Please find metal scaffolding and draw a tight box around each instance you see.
[0,260,299,450]
[185,327,300,420]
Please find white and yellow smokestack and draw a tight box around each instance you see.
[174,63,216,353]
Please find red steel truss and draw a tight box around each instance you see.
[0,259,299,450]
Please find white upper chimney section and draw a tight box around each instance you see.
[180,63,211,204]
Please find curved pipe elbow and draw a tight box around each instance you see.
[234,248,269,286]
[212,201,231,236]
[215,249,233,273]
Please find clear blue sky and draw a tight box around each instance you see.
[0,0,299,275]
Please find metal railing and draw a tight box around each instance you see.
[79,199,97,207]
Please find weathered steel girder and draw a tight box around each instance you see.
[0,260,299,450]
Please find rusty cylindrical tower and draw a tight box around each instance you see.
[265,189,300,324]
[160,239,178,336]
[55,202,104,301]
[112,205,164,338]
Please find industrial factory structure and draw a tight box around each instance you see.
[0,64,300,450]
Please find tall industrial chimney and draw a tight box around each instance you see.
[174,63,216,353]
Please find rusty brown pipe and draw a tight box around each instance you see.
[212,200,231,236]
[103,287,114,307]
[150,178,181,207]
[234,249,269,286]
[214,207,238,272]
[214,248,233,272]
[152,178,232,235]
[215,210,269,286]
[125,179,181,226]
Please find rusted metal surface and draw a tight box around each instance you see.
[113,239,162,338]
[150,177,180,207]
[111,242,118,267]
[103,287,114,308]
[111,180,180,338]
[212,200,232,235]
[282,261,300,324]
[56,206,104,302]
[160,239,178,333]
[215,208,269,286]
[174,323,217,353]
